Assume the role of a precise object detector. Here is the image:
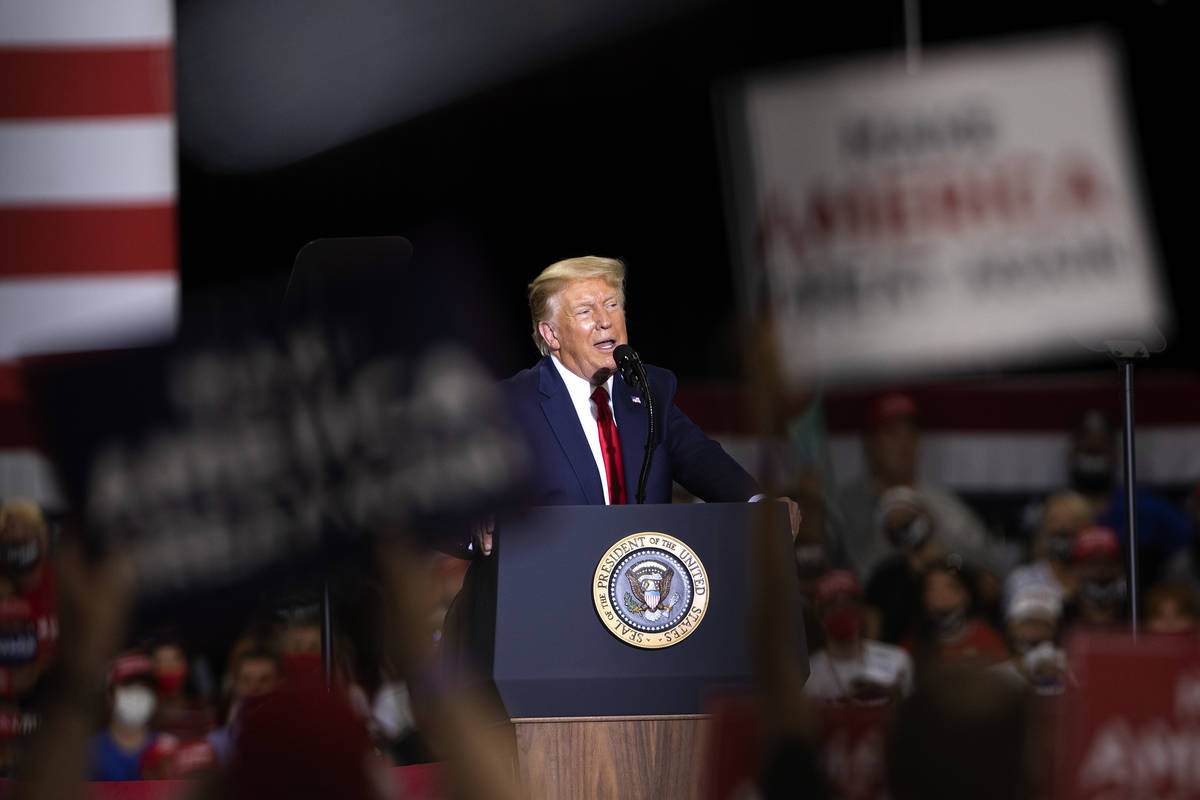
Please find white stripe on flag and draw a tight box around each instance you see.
[0,274,177,359]
[0,117,175,205]
[717,430,1200,494]
[0,0,171,46]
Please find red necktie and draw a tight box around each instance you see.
[591,385,627,505]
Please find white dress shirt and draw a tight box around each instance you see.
[550,354,617,504]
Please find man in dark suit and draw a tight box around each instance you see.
[471,255,798,555]
[449,257,798,668]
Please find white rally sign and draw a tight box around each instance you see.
[729,32,1166,383]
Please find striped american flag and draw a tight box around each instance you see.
[0,0,177,508]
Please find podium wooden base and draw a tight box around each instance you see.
[513,714,710,800]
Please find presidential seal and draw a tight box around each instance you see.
[592,532,710,649]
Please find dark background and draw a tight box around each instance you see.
[177,0,1195,383]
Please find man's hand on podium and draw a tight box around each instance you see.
[472,517,495,557]
[777,497,801,541]
[472,498,798,556]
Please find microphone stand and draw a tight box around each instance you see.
[1108,340,1150,637]
[615,346,657,504]
[635,364,656,505]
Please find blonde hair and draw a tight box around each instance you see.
[527,256,626,356]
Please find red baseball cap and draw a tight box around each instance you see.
[1070,525,1121,563]
[866,393,918,430]
[108,652,155,686]
[815,569,862,608]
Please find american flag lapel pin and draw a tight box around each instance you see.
[632,395,642,404]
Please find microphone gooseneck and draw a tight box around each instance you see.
[613,344,656,504]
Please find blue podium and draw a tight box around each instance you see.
[490,502,807,800]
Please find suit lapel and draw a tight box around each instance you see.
[537,357,605,505]
[613,376,652,502]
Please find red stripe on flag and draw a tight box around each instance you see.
[0,46,173,119]
[676,373,1200,434]
[0,205,176,276]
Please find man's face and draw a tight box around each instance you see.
[923,569,966,615]
[539,278,627,384]
[234,658,280,700]
[867,418,918,487]
[281,624,322,655]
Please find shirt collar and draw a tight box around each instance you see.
[550,354,614,404]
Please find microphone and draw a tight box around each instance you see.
[613,344,647,391]
[613,344,656,504]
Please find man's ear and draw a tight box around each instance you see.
[538,320,560,352]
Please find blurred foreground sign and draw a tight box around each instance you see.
[1058,633,1200,800]
[727,32,1166,383]
[26,246,529,595]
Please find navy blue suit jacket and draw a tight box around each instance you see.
[442,356,761,678]
[503,356,759,505]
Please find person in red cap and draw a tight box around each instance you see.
[1067,525,1127,629]
[833,393,993,582]
[805,569,913,705]
[89,651,165,781]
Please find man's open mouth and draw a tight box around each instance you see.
[594,339,616,351]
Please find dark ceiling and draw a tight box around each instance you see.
[177,0,1194,382]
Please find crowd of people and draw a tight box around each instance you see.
[0,387,1195,797]
[0,497,491,796]
[783,392,1199,796]
[797,393,1196,706]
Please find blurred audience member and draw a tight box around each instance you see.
[1068,411,1189,583]
[150,637,216,741]
[0,499,58,694]
[206,648,280,765]
[89,651,163,781]
[865,489,944,644]
[367,673,423,765]
[806,570,913,706]
[276,615,323,684]
[1004,490,1093,610]
[908,557,1009,667]
[1144,581,1199,635]
[1068,525,1128,630]
[994,584,1072,696]
[888,665,1037,800]
[834,393,992,581]
[218,679,390,800]
[1161,482,1200,607]
[794,536,832,654]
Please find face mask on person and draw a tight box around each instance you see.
[1021,641,1067,695]
[1011,637,1050,656]
[928,605,967,636]
[1070,452,1114,494]
[113,685,157,728]
[2,539,41,576]
[1047,531,1074,563]
[280,651,323,683]
[156,667,186,697]
[1082,577,1127,609]
[823,607,863,643]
